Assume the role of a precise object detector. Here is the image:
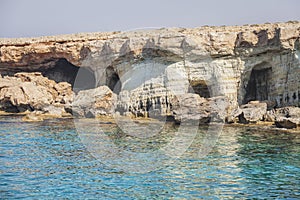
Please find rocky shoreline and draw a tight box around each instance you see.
[0,72,299,129]
[0,21,299,129]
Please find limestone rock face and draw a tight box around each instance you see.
[0,21,299,124]
[72,86,117,118]
[0,72,73,116]
[0,32,118,70]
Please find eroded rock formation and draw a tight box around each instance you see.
[0,72,73,117]
[273,107,300,129]
[72,86,117,118]
[0,21,299,126]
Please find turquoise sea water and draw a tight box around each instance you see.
[1,116,299,199]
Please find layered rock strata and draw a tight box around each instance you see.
[0,72,73,118]
[0,21,299,127]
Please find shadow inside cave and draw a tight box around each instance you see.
[242,62,272,105]
[43,58,96,92]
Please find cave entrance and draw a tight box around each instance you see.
[43,58,78,84]
[43,58,96,92]
[188,80,211,98]
[244,64,272,104]
[106,66,121,94]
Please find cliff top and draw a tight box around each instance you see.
[1,21,299,46]
[0,21,299,70]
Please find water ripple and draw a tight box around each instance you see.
[0,118,299,199]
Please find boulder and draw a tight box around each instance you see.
[54,82,74,104]
[237,101,267,123]
[0,72,74,117]
[207,96,231,122]
[274,107,300,129]
[171,94,230,124]
[275,117,299,129]
[171,93,208,123]
[72,86,117,118]
[0,85,29,112]
[226,107,242,123]
[264,109,277,122]
[21,82,54,107]
[275,107,300,118]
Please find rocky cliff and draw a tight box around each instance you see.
[0,21,299,126]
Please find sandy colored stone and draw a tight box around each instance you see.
[171,94,230,123]
[72,86,117,117]
[0,72,73,115]
[0,21,299,123]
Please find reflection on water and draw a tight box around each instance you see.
[0,117,299,199]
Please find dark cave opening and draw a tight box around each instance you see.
[43,58,96,92]
[105,66,121,94]
[244,67,272,104]
[188,80,211,98]
[42,58,78,84]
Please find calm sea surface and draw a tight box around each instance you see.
[1,116,299,199]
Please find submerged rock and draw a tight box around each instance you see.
[22,113,44,122]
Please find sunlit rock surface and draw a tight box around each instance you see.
[0,21,299,124]
[0,72,73,117]
[72,86,117,117]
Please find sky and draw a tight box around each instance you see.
[0,0,299,38]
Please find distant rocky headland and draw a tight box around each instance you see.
[0,21,299,129]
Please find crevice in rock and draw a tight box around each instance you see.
[105,66,121,94]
